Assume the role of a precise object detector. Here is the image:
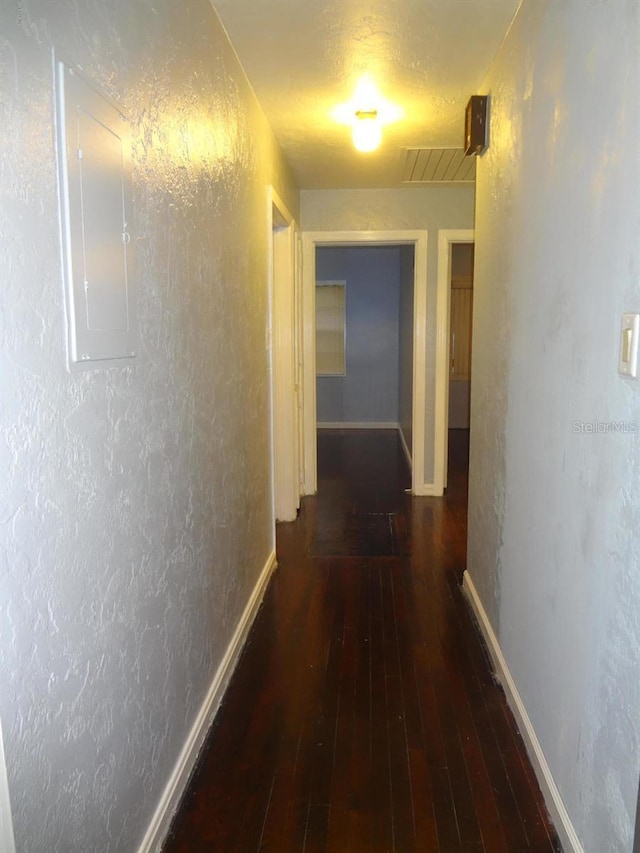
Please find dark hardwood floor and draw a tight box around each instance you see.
[163,429,562,852]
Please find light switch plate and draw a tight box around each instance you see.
[618,313,639,378]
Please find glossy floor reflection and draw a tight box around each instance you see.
[164,429,561,852]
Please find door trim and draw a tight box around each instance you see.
[436,229,474,492]
[302,230,428,496]
[267,187,299,524]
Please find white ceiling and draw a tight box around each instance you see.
[212,0,521,190]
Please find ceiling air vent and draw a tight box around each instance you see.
[402,148,476,183]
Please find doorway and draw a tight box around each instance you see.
[435,229,475,490]
[268,188,301,524]
[315,244,412,436]
[302,230,429,496]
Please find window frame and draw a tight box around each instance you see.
[315,280,347,377]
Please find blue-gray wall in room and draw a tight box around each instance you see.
[316,246,403,424]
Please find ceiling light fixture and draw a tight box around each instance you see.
[352,110,382,153]
[332,77,402,154]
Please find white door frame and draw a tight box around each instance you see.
[294,231,305,497]
[302,229,428,496]
[435,229,475,491]
[268,187,300,523]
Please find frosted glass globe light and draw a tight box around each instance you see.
[352,111,382,153]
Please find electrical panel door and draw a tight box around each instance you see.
[56,61,136,369]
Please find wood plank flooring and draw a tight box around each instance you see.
[163,429,562,852]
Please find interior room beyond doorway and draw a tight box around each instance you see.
[448,242,474,431]
[315,244,415,471]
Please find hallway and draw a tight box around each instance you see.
[164,430,561,852]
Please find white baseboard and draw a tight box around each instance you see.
[317,421,400,430]
[398,426,412,472]
[462,570,584,853]
[138,550,278,853]
[412,482,443,496]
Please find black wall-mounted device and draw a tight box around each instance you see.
[464,95,488,156]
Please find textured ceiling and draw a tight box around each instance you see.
[212,0,521,189]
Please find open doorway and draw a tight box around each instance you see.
[448,243,474,431]
[268,187,301,524]
[302,230,429,496]
[447,242,474,491]
[435,229,475,491]
[315,244,413,433]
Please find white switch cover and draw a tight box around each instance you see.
[618,313,639,378]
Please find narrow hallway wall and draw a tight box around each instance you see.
[0,1,297,850]
[468,0,640,850]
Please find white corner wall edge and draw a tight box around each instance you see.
[0,720,16,853]
[137,550,277,853]
[461,570,584,853]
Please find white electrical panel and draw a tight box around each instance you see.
[618,313,639,378]
[56,61,136,370]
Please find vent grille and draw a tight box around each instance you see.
[402,148,476,183]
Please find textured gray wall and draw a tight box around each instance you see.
[468,0,640,850]
[0,1,297,850]
[316,246,401,424]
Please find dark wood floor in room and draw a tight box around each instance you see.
[164,429,562,853]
